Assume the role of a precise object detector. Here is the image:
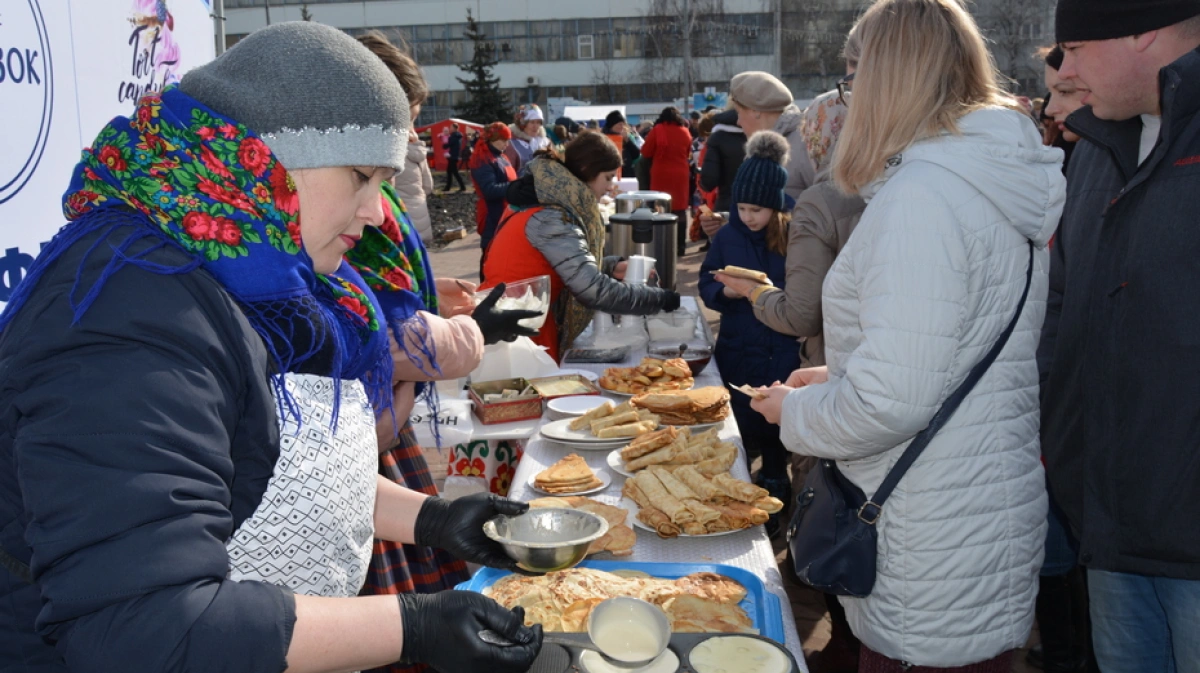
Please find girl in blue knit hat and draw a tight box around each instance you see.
[700,130,802,535]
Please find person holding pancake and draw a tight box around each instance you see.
[701,130,802,534]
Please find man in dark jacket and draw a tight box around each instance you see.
[1039,3,1200,671]
[444,123,466,191]
[700,109,746,213]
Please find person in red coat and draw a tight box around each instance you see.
[640,107,694,256]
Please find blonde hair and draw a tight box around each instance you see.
[833,0,1020,193]
[843,20,863,70]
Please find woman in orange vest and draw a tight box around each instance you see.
[481,132,680,360]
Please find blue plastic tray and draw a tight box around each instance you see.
[455,560,786,643]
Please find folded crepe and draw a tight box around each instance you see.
[682,498,722,524]
[660,444,713,466]
[649,465,700,502]
[569,400,615,431]
[636,506,681,539]
[538,478,604,493]
[672,465,727,501]
[590,411,640,435]
[753,496,784,514]
[702,516,734,534]
[619,427,678,460]
[713,500,769,525]
[712,473,769,503]
[707,502,757,530]
[633,471,694,524]
[597,420,657,439]
[694,448,738,476]
[625,436,688,471]
[681,521,708,536]
[536,454,593,484]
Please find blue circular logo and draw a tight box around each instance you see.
[0,0,54,204]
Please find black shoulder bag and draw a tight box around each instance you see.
[787,241,1034,597]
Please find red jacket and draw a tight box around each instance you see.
[640,122,692,211]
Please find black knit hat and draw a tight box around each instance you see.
[604,110,626,128]
[1057,0,1200,42]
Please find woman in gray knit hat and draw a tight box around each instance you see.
[0,21,541,673]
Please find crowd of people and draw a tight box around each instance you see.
[0,0,1197,672]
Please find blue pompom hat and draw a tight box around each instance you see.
[730,130,790,212]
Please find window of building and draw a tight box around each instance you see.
[577,34,594,60]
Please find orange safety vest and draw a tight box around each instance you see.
[480,206,566,360]
[604,133,625,179]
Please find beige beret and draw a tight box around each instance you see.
[729,71,793,112]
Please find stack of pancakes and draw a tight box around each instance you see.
[534,454,603,494]
[631,386,730,426]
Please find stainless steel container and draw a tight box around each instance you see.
[483,508,609,573]
[609,191,679,290]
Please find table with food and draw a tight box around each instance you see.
[455,298,809,673]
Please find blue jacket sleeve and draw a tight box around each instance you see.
[472,163,510,201]
[8,262,295,671]
[699,229,738,313]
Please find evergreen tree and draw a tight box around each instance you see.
[455,10,511,124]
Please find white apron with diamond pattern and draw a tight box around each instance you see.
[226,374,378,597]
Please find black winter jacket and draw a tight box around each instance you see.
[1039,48,1200,579]
[0,210,294,670]
[700,109,746,212]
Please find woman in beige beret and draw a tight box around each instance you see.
[701,71,816,238]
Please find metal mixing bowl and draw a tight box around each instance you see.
[483,508,609,573]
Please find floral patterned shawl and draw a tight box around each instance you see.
[2,87,395,423]
[799,89,849,183]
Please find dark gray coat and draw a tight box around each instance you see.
[700,109,746,212]
[1040,48,1200,579]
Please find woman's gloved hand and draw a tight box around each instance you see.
[472,283,543,345]
[414,493,529,570]
[397,592,542,673]
[662,291,682,312]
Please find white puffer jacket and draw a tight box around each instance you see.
[394,140,434,243]
[780,109,1064,666]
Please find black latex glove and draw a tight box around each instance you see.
[398,592,543,673]
[414,493,529,570]
[662,290,682,312]
[472,283,543,345]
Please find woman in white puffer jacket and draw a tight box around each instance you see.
[752,0,1065,669]
[394,130,434,244]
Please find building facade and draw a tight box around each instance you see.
[222,0,1055,126]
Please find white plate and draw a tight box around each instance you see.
[539,418,639,445]
[553,368,600,383]
[620,497,755,538]
[606,449,634,478]
[528,470,612,496]
[546,396,609,417]
[597,382,696,397]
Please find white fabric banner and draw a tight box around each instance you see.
[0,0,215,303]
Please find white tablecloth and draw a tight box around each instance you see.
[505,301,809,670]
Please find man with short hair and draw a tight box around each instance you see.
[444,123,466,191]
[1040,2,1200,671]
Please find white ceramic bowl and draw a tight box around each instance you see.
[547,396,609,417]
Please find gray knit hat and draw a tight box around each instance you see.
[729,71,794,112]
[180,21,410,171]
